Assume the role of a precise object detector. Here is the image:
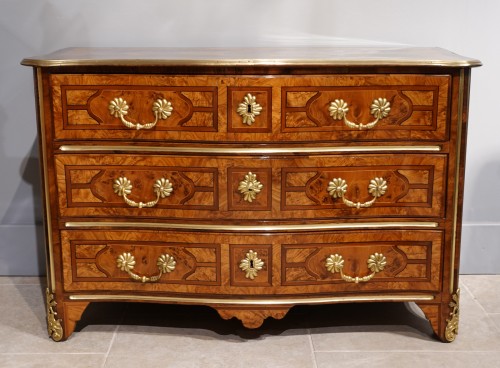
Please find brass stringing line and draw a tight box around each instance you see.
[69,294,435,305]
[58,145,442,154]
[37,68,56,293]
[64,221,439,231]
[450,69,465,294]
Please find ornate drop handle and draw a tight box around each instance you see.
[328,97,391,130]
[325,253,387,283]
[327,177,387,209]
[237,93,263,126]
[238,172,263,203]
[113,177,173,208]
[239,250,264,280]
[116,252,176,283]
[108,97,173,130]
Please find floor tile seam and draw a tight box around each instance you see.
[486,313,500,333]
[102,323,120,366]
[0,353,107,356]
[462,277,500,314]
[460,281,490,315]
[313,350,500,353]
[307,329,319,368]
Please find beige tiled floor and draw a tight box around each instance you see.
[1,276,499,367]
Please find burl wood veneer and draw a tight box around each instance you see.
[22,47,480,342]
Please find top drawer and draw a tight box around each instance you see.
[50,74,450,142]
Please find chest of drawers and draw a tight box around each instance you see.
[22,47,480,341]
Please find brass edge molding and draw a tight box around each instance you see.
[20,47,482,69]
[23,59,482,68]
[64,221,439,232]
[450,70,465,294]
[37,68,56,293]
[69,293,435,305]
[22,58,482,68]
[58,145,442,154]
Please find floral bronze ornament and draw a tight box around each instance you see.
[328,99,349,120]
[327,178,348,199]
[109,97,129,117]
[157,254,177,274]
[368,177,388,198]
[445,289,460,342]
[113,177,133,197]
[108,97,173,130]
[237,93,263,126]
[46,289,63,341]
[113,176,173,208]
[370,97,391,120]
[325,254,344,273]
[153,178,174,198]
[116,252,136,272]
[327,177,387,209]
[116,252,176,283]
[152,99,174,120]
[325,253,387,283]
[239,250,264,280]
[238,172,263,203]
[329,97,391,130]
[367,253,387,273]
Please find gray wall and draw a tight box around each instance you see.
[1,0,499,275]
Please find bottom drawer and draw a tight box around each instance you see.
[60,228,443,294]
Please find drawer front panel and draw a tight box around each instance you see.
[62,85,218,131]
[61,163,219,211]
[51,74,449,142]
[282,81,448,141]
[51,75,219,140]
[280,230,442,292]
[61,231,220,291]
[61,230,442,293]
[55,153,446,219]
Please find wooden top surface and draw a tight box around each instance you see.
[21,46,481,68]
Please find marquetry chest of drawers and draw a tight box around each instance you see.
[22,47,480,341]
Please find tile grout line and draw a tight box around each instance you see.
[102,304,129,367]
[0,353,106,356]
[312,350,500,353]
[460,281,490,315]
[307,328,319,368]
[461,276,500,314]
[101,324,120,367]
[484,310,500,333]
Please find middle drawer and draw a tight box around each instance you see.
[55,153,446,220]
